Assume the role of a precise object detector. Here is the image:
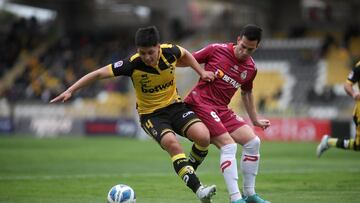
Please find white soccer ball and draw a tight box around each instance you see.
[107,184,136,203]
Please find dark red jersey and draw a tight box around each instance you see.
[185,43,257,106]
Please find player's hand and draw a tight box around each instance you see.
[353,93,360,100]
[50,91,72,103]
[253,119,270,130]
[200,70,215,82]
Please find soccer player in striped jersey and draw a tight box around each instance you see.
[50,26,216,202]
[182,24,271,203]
[317,60,360,157]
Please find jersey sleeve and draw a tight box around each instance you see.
[110,56,134,77]
[171,44,183,59]
[192,44,215,64]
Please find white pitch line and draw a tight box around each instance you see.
[1,168,359,181]
[0,173,169,181]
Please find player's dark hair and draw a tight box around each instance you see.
[135,25,160,47]
[240,24,262,43]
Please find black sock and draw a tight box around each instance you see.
[188,144,208,170]
[172,153,201,193]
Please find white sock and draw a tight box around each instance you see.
[241,136,260,196]
[220,143,242,201]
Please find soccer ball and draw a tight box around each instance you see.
[107,184,136,203]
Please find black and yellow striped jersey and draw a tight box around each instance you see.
[347,61,360,88]
[108,43,184,115]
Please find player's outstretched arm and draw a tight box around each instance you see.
[241,90,270,130]
[177,47,214,82]
[50,66,113,103]
[344,81,360,100]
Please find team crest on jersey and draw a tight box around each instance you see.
[240,70,247,80]
[114,60,123,68]
[151,129,158,136]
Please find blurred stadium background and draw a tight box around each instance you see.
[1,0,360,140]
[1,0,360,202]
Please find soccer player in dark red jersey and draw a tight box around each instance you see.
[183,24,271,203]
[317,60,360,157]
[50,26,216,203]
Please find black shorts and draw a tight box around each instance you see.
[139,102,201,143]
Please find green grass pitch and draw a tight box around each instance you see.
[0,136,359,203]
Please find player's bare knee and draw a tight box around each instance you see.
[198,128,211,147]
[195,135,210,148]
[187,124,210,147]
[161,134,183,154]
[164,140,183,155]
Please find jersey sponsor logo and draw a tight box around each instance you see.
[114,60,123,68]
[141,80,174,93]
[182,111,194,118]
[215,69,224,78]
[215,69,241,89]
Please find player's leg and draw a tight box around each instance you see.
[230,126,258,196]
[354,105,360,151]
[172,103,211,170]
[158,132,215,202]
[317,135,358,157]
[230,125,269,203]
[211,133,244,202]
[356,115,360,150]
[141,115,199,190]
[317,114,360,157]
[162,103,216,202]
[330,114,360,151]
[187,106,243,202]
[160,132,201,190]
[140,114,215,202]
[186,122,210,171]
[330,105,360,151]
[217,109,268,201]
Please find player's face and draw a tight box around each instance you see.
[137,44,160,67]
[234,36,259,61]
